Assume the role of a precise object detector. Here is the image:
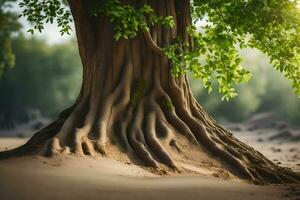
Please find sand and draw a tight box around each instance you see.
[0,137,299,200]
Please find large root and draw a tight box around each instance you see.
[1,52,299,184]
[1,83,300,185]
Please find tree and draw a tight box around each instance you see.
[1,0,300,184]
[0,0,21,76]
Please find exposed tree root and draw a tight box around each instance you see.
[1,82,300,184]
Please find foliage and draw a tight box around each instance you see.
[19,0,72,35]
[17,0,300,100]
[164,27,252,101]
[0,36,81,126]
[0,0,21,77]
[190,0,300,99]
[191,49,300,124]
[92,0,175,40]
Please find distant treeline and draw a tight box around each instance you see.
[0,36,81,128]
[0,36,299,128]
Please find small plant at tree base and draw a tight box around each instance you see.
[165,100,174,111]
[130,79,147,107]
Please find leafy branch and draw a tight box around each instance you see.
[19,0,72,35]
[93,0,175,41]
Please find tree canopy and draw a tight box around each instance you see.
[17,0,300,100]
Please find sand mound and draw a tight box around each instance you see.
[0,129,299,200]
[0,155,297,200]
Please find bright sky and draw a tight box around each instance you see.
[20,17,75,44]
[13,1,74,44]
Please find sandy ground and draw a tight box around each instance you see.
[0,137,299,200]
[233,129,300,172]
[225,113,300,173]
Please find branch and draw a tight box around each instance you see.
[143,30,165,57]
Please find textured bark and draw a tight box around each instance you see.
[1,0,299,184]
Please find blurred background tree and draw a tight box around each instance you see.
[0,0,21,76]
[0,36,81,128]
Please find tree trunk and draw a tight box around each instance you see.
[0,0,299,184]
